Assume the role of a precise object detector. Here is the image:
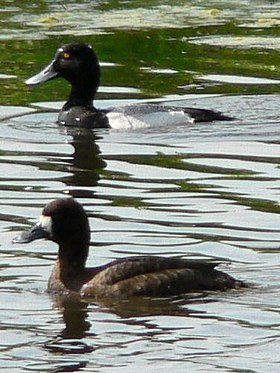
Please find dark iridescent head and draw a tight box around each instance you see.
[26,43,101,104]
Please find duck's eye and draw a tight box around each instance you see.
[63,52,70,59]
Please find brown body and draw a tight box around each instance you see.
[13,199,245,299]
[48,256,244,298]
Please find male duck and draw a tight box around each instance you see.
[13,198,245,298]
[26,43,233,128]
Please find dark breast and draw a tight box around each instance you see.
[58,106,109,128]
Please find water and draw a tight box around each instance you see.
[1,0,280,372]
[1,93,280,372]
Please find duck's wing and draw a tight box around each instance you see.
[179,106,234,122]
[82,256,244,298]
[103,103,234,125]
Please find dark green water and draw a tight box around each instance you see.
[2,0,280,105]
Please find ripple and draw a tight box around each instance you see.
[0,91,280,372]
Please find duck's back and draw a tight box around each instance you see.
[104,103,233,129]
[81,256,244,298]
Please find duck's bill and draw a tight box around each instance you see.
[25,60,58,86]
[12,223,49,244]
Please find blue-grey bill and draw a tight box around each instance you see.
[12,224,49,244]
[25,60,58,86]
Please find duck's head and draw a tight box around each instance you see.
[13,199,90,265]
[26,43,101,103]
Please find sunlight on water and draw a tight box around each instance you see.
[190,35,280,50]
[1,93,280,372]
[0,0,278,41]
[1,0,280,371]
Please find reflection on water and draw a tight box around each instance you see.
[1,0,280,370]
[63,128,107,199]
[0,94,280,371]
[45,290,245,372]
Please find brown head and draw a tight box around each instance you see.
[13,198,90,269]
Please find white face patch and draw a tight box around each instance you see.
[39,215,53,236]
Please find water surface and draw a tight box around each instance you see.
[1,1,280,372]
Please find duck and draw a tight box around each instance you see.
[12,198,245,298]
[25,42,233,128]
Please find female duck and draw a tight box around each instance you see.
[13,198,245,298]
[26,43,232,128]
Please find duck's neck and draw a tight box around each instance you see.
[59,241,88,269]
[64,80,98,109]
[54,243,89,292]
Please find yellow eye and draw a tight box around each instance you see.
[63,52,70,59]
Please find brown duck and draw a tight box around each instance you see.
[12,198,245,298]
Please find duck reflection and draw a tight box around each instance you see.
[55,296,92,340]
[45,291,214,372]
[61,127,107,198]
[48,292,211,342]
[44,295,94,360]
